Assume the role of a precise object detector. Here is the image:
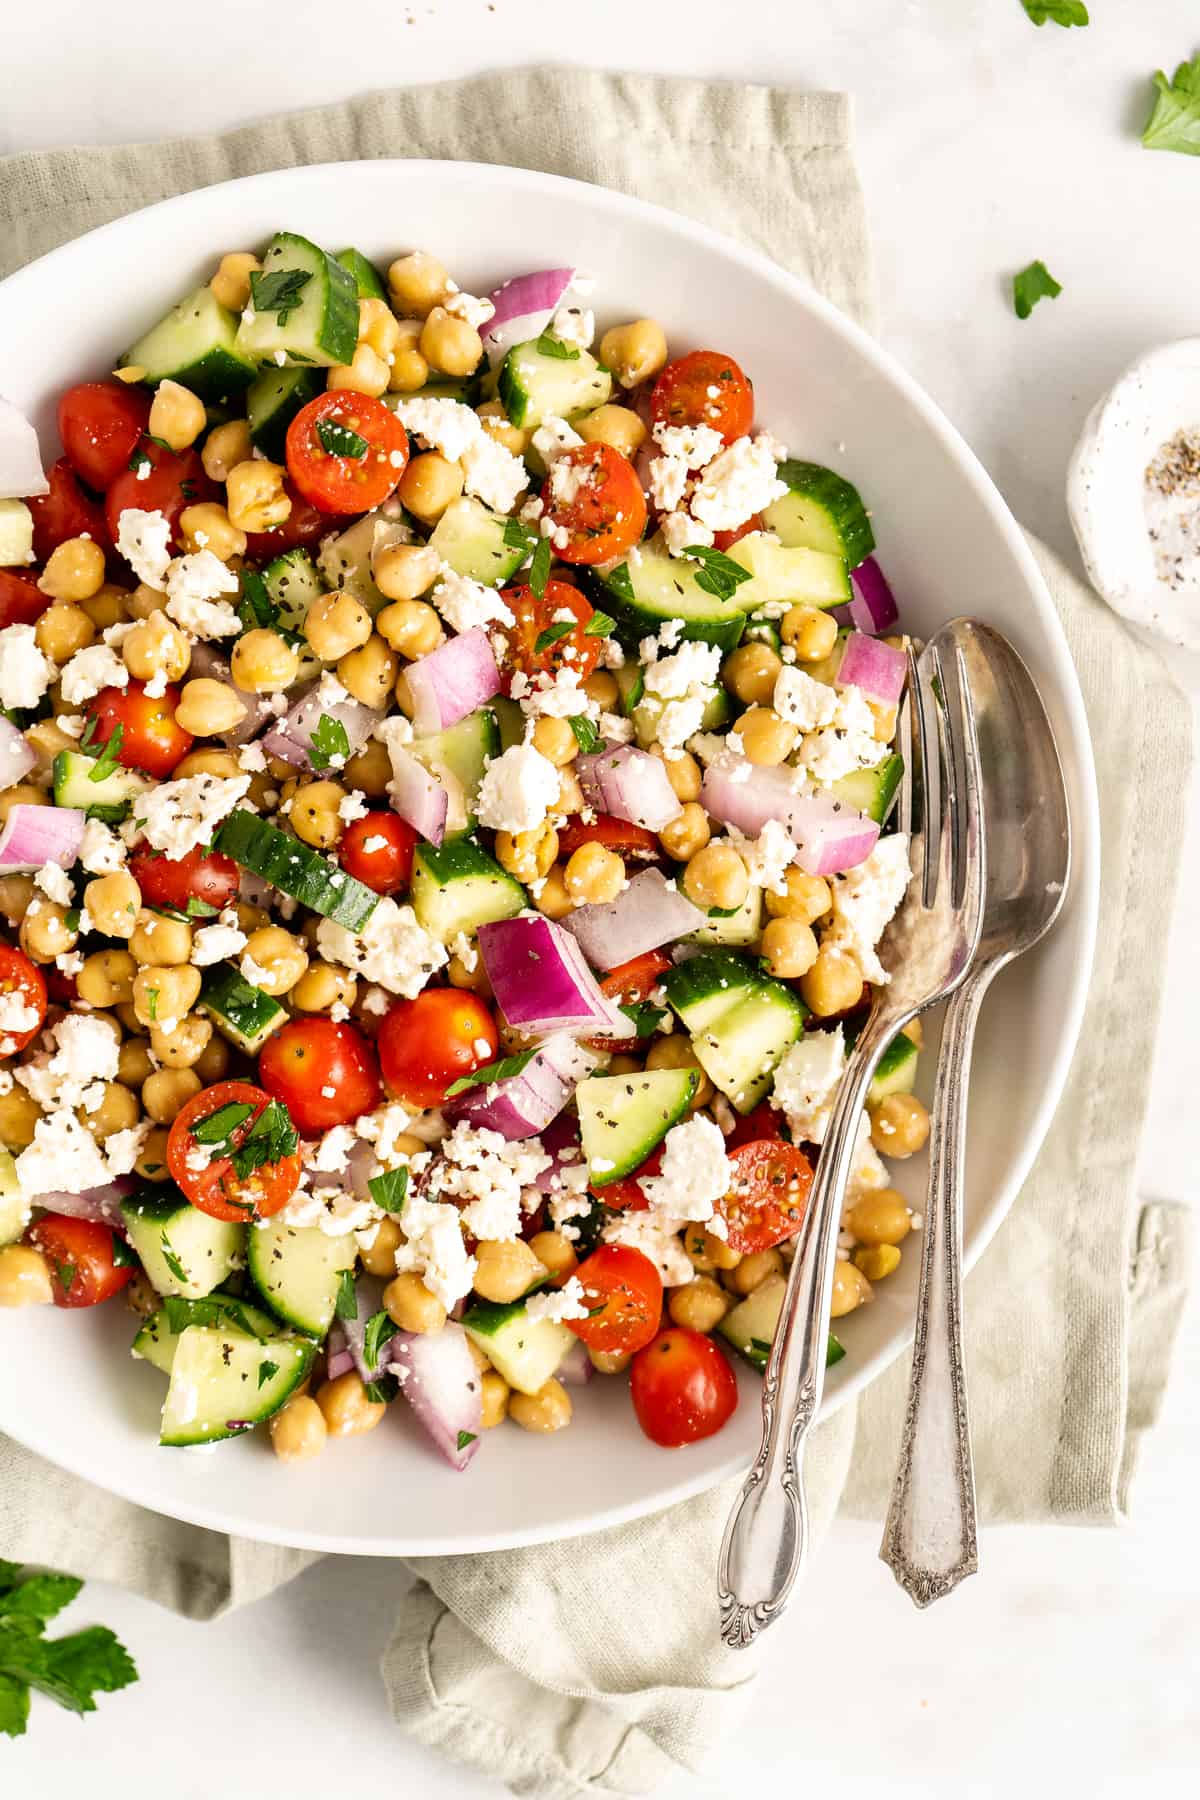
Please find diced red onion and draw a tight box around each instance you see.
[533,1113,584,1192]
[787,797,881,876]
[556,1338,594,1387]
[388,1322,483,1471]
[483,269,577,366]
[261,685,377,771]
[477,915,629,1038]
[324,1344,356,1382]
[832,555,900,636]
[33,1178,135,1225]
[186,643,276,747]
[701,760,878,875]
[0,394,48,499]
[835,630,907,705]
[564,868,704,969]
[447,1032,594,1139]
[386,744,449,847]
[0,803,84,874]
[576,745,682,832]
[404,628,501,737]
[0,718,37,792]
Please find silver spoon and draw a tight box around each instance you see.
[879,621,1071,1607]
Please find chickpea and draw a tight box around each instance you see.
[124,1270,159,1317]
[509,1378,572,1434]
[398,451,465,526]
[0,784,46,827]
[869,700,899,744]
[383,1270,447,1334]
[729,1247,785,1297]
[853,1243,902,1282]
[472,1237,544,1305]
[36,600,95,662]
[608,1053,643,1076]
[117,1036,155,1087]
[210,250,260,311]
[844,1189,912,1248]
[79,1081,140,1140]
[420,306,483,378]
[528,1230,578,1282]
[553,766,585,817]
[582,671,619,709]
[781,605,838,662]
[868,1093,930,1159]
[576,403,647,458]
[129,910,193,968]
[316,1372,387,1438]
[564,842,624,905]
[738,706,798,767]
[766,867,831,924]
[79,581,132,631]
[270,1393,327,1464]
[0,873,33,925]
[225,459,291,534]
[287,781,344,853]
[703,1229,742,1272]
[480,1369,510,1429]
[122,611,190,685]
[682,1224,714,1273]
[20,901,77,963]
[760,917,819,980]
[173,750,242,784]
[24,719,79,764]
[682,842,749,911]
[327,343,390,397]
[201,418,253,483]
[242,926,308,996]
[598,319,668,389]
[645,1034,713,1109]
[193,1033,230,1085]
[150,1013,213,1069]
[387,251,451,319]
[723,641,782,706]
[304,589,372,662]
[291,961,357,1014]
[235,901,271,936]
[359,1216,403,1280]
[220,627,296,698]
[476,400,529,457]
[37,535,106,602]
[136,1126,173,1180]
[148,379,207,453]
[373,542,440,604]
[799,946,863,1018]
[535,865,573,920]
[0,1087,40,1150]
[343,737,391,797]
[667,1275,729,1333]
[142,1067,201,1125]
[133,964,201,1032]
[77,948,136,1007]
[446,951,491,995]
[495,823,558,884]
[174,678,247,736]
[358,296,402,361]
[179,501,247,562]
[0,1245,54,1308]
[125,582,168,621]
[830,1258,873,1318]
[588,1348,632,1375]
[386,318,430,393]
[531,715,578,767]
[114,1003,143,1035]
[902,1016,924,1050]
[84,871,141,940]
[652,745,702,803]
[659,801,710,862]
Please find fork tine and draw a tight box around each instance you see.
[929,636,983,912]
[907,644,942,909]
[953,641,985,912]
[896,657,914,842]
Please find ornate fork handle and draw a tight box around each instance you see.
[879,979,981,1606]
[718,1013,894,1650]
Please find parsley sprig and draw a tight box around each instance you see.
[249,266,312,327]
[1143,54,1200,156]
[1019,1,1088,24]
[309,715,351,771]
[533,617,574,654]
[682,546,753,602]
[0,1561,137,1738]
[1012,260,1062,319]
[315,417,369,460]
[535,332,580,362]
[77,714,125,784]
[368,1167,408,1213]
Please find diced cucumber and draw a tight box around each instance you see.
[497,338,612,431]
[409,708,500,837]
[132,1293,280,1376]
[601,536,748,652]
[428,496,528,587]
[869,1030,918,1105]
[234,231,360,369]
[52,749,148,814]
[120,1188,245,1300]
[663,951,807,1112]
[660,948,763,1034]
[744,614,783,653]
[461,1297,575,1396]
[686,885,764,948]
[0,499,34,567]
[246,1216,357,1337]
[491,695,525,752]
[719,1274,843,1372]
[123,285,257,401]
[337,247,388,300]
[260,547,323,681]
[0,1151,29,1247]
[728,533,852,611]
[199,963,289,1054]
[159,1324,314,1447]
[576,1069,699,1185]
[246,364,323,460]
[317,509,411,613]
[831,753,903,826]
[763,460,875,570]
[410,836,526,942]
[631,683,730,750]
[213,810,379,929]
[614,664,644,715]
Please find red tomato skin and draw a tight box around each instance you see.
[725,1099,786,1151]
[259,1019,382,1135]
[285,392,409,515]
[630,1328,739,1447]
[567,1243,664,1354]
[377,990,499,1108]
[712,513,764,552]
[593,1146,662,1213]
[105,441,214,552]
[167,1080,301,1222]
[584,948,674,1052]
[538,442,647,565]
[0,570,51,630]
[0,945,48,1053]
[129,844,239,912]
[28,458,112,562]
[339,812,417,895]
[58,382,151,491]
[86,682,192,779]
[242,484,329,561]
[27,1215,134,1309]
[556,814,660,862]
[500,580,604,692]
[650,350,754,445]
[718,1140,813,1255]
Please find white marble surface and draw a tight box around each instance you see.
[3,1,1198,1791]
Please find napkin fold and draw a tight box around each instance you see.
[0,69,1192,1800]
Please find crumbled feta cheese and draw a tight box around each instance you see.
[391,397,528,513]
[34,862,73,906]
[518,663,599,723]
[661,511,714,556]
[191,909,248,967]
[475,742,561,832]
[79,817,127,874]
[754,430,790,462]
[441,289,496,330]
[823,833,911,984]
[433,566,515,633]
[636,639,722,757]
[115,508,172,590]
[770,1030,846,1142]
[525,1274,589,1322]
[651,422,724,469]
[316,897,447,997]
[448,931,478,972]
[598,711,634,744]
[530,416,584,467]
[15,1111,111,1197]
[135,774,250,860]
[0,990,40,1054]
[641,1115,733,1225]
[602,1208,694,1286]
[59,644,128,706]
[549,455,590,507]
[337,789,370,824]
[0,624,52,712]
[722,819,797,895]
[238,741,268,773]
[647,453,689,515]
[390,1191,477,1310]
[163,550,241,640]
[312,1124,358,1174]
[689,435,788,531]
[774,666,839,731]
[550,306,595,350]
[430,1122,552,1242]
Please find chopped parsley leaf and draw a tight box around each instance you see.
[1019,1,1088,22]
[584,611,615,637]
[367,1167,409,1213]
[249,266,312,328]
[445,1047,539,1096]
[334,1269,358,1322]
[528,534,552,601]
[363,1310,398,1372]
[86,722,124,784]
[456,1429,477,1451]
[257,1359,280,1389]
[309,714,351,771]
[159,1237,186,1285]
[1012,260,1062,319]
[682,545,753,602]
[534,333,580,361]
[533,617,574,654]
[315,418,369,460]
[567,714,601,755]
[1143,53,1200,156]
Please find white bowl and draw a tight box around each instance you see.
[0,162,1099,1555]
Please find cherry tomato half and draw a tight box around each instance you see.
[724,1098,787,1152]
[129,842,240,913]
[168,1080,302,1222]
[0,570,50,630]
[376,989,499,1109]
[58,381,151,491]
[717,1140,814,1256]
[0,945,48,1055]
[583,949,673,1052]
[630,1327,739,1447]
[105,440,214,553]
[242,482,329,562]
[28,457,112,563]
[259,1018,382,1136]
[339,812,417,895]
[539,442,646,565]
[500,579,604,691]
[567,1243,663,1354]
[556,813,660,862]
[27,1215,135,1309]
[712,512,763,552]
[285,391,408,515]
[593,1145,661,1213]
[650,350,754,446]
[85,682,192,779]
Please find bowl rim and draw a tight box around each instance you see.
[0,158,1101,1555]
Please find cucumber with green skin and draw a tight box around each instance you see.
[123,285,257,401]
[213,810,379,930]
[599,537,749,653]
[52,750,148,813]
[246,1216,357,1337]
[720,1274,844,1372]
[727,533,852,610]
[120,1188,245,1300]
[461,1297,575,1395]
[337,247,388,300]
[498,337,611,430]
[662,950,807,1113]
[762,459,875,570]
[410,836,526,942]
[576,1069,700,1185]
[409,708,501,837]
[246,364,323,459]
[133,1294,281,1376]
[159,1324,315,1447]
[199,963,289,1055]
[428,496,529,587]
[234,231,359,369]
[831,753,904,827]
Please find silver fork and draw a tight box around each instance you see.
[717,621,988,1650]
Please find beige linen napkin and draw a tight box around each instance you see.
[0,70,1192,1800]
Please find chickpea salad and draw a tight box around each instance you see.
[0,237,928,1468]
